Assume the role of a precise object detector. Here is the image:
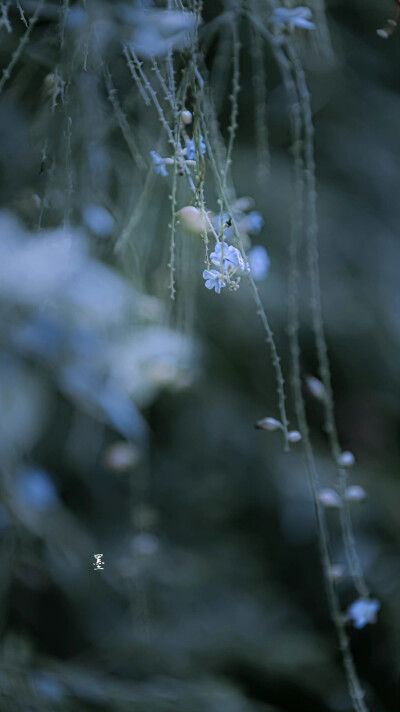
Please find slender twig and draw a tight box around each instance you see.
[0,0,44,94]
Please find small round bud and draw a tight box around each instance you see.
[44,73,55,89]
[338,451,355,468]
[329,564,345,582]
[306,375,325,400]
[104,442,141,472]
[178,206,208,234]
[376,28,389,39]
[345,485,367,503]
[317,488,342,508]
[181,110,192,125]
[255,417,282,432]
[288,430,302,443]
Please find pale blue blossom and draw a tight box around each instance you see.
[347,598,380,629]
[203,269,225,294]
[150,150,169,177]
[248,246,270,280]
[241,211,264,235]
[210,242,247,273]
[271,7,315,31]
[83,205,115,237]
[186,135,206,161]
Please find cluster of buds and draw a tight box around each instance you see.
[149,112,206,177]
[317,484,367,508]
[255,417,302,444]
[377,0,400,38]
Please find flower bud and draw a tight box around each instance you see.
[104,442,141,472]
[338,451,355,468]
[44,73,55,89]
[178,206,209,234]
[181,110,192,125]
[345,485,367,503]
[255,417,282,431]
[306,375,325,400]
[288,430,302,443]
[317,488,342,508]
[329,563,345,582]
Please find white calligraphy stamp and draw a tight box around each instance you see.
[93,554,104,570]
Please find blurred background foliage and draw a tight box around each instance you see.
[0,1,399,711]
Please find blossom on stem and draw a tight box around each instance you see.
[210,242,248,273]
[347,598,380,629]
[186,134,206,161]
[203,269,225,294]
[150,150,169,177]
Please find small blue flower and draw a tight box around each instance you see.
[83,204,115,237]
[210,242,247,273]
[247,211,264,234]
[186,135,206,161]
[248,246,270,280]
[271,7,315,31]
[347,598,380,629]
[150,150,168,177]
[203,269,225,294]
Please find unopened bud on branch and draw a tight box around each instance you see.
[181,110,193,125]
[338,451,355,468]
[317,488,342,508]
[345,485,367,503]
[306,375,325,400]
[288,430,302,443]
[255,417,282,431]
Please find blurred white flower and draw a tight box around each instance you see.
[0,215,85,305]
[130,10,197,58]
